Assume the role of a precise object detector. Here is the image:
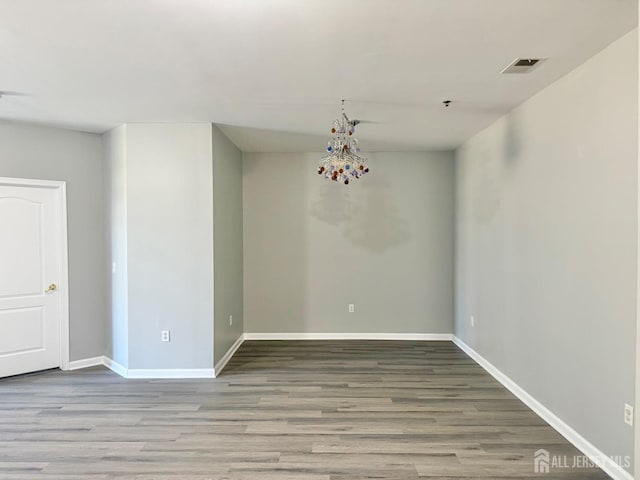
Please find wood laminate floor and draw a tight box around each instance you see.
[0,340,611,479]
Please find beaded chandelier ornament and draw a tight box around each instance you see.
[318,100,369,184]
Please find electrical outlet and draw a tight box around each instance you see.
[161,330,170,342]
[348,304,355,313]
[229,315,233,326]
[470,315,475,327]
[624,404,633,426]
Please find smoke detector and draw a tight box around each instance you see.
[501,58,545,74]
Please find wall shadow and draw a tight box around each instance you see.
[311,167,410,254]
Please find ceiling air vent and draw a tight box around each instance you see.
[501,58,545,74]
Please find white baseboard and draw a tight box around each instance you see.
[214,334,245,377]
[452,336,633,480]
[125,368,215,379]
[71,356,221,379]
[99,357,215,379]
[102,356,127,377]
[243,332,453,341]
[68,356,105,370]
[69,355,128,378]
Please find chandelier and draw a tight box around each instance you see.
[318,100,369,184]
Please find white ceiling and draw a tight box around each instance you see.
[0,0,636,152]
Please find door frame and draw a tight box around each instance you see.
[0,176,70,371]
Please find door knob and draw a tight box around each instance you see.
[45,283,57,293]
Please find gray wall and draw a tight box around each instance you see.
[103,125,128,366]
[637,10,640,477]
[0,121,106,361]
[105,124,215,370]
[243,151,454,334]
[212,125,244,364]
[126,124,214,369]
[455,29,637,472]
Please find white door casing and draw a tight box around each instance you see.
[0,177,69,377]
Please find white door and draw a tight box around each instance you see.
[0,180,66,377]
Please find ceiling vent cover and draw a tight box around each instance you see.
[501,58,545,74]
